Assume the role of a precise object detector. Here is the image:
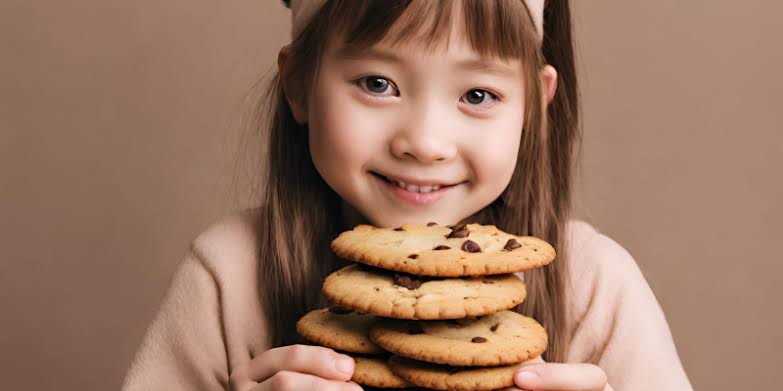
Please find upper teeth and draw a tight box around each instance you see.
[392,179,442,193]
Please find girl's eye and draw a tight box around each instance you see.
[355,76,499,109]
[461,89,500,108]
[357,76,398,97]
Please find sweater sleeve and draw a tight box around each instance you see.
[121,245,229,391]
[566,230,693,390]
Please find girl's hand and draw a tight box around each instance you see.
[499,356,614,391]
[228,344,363,391]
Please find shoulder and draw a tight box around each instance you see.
[564,219,642,279]
[563,219,650,318]
[188,208,262,278]
[183,208,274,355]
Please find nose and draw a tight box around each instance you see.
[389,109,458,164]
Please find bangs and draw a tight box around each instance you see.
[321,0,541,62]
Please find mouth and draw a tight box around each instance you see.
[370,171,464,206]
[370,171,460,192]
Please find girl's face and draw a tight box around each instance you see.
[294,29,547,228]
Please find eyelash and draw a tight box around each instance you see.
[354,75,502,109]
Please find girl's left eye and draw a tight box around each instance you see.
[460,89,500,108]
[356,76,399,97]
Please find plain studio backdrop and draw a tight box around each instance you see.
[1,1,781,389]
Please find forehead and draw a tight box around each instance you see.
[333,44,520,79]
[326,16,521,78]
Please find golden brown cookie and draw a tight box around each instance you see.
[387,355,532,391]
[331,223,556,277]
[322,264,526,320]
[369,310,547,366]
[351,355,414,388]
[296,306,385,354]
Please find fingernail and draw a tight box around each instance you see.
[335,356,354,376]
[515,370,540,386]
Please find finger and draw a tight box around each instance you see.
[497,356,543,391]
[228,362,259,391]
[248,344,355,382]
[514,363,607,391]
[495,358,545,391]
[252,370,363,391]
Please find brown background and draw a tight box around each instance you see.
[1,1,780,389]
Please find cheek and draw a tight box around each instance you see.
[470,116,524,190]
[308,81,386,183]
[474,140,520,188]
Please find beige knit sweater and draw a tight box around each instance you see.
[121,209,693,390]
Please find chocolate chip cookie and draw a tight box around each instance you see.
[351,355,414,388]
[322,264,527,320]
[387,355,534,391]
[370,310,547,366]
[331,223,556,277]
[296,306,385,354]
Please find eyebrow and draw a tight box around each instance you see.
[335,46,518,78]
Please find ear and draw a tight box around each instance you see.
[540,64,558,105]
[277,44,308,124]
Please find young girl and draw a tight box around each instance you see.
[122,1,692,390]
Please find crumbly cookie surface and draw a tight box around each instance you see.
[388,355,532,391]
[331,223,556,277]
[370,310,547,366]
[351,355,414,389]
[296,307,385,354]
[322,264,527,320]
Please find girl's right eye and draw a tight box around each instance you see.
[355,76,399,98]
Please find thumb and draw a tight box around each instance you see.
[514,362,607,391]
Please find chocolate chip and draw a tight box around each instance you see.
[408,254,419,259]
[461,240,482,253]
[328,305,353,315]
[407,323,425,334]
[393,273,423,289]
[503,238,522,251]
[394,227,404,231]
[433,245,451,250]
[446,224,469,238]
[471,337,488,343]
[427,222,438,226]
[490,324,499,332]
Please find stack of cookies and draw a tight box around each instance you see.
[296,223,556,390]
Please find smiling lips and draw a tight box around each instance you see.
[372,171,462,206]
[389,179,442,193]
[373,171,459,193]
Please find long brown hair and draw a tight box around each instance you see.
[244,0,580,363]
